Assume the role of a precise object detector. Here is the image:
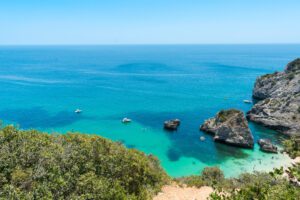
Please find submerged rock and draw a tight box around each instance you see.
[258,139,278,153]
[247,58,300,136]
[164,119,180,130]
[200,109,254,148]
[200,136,205,141]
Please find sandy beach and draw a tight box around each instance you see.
[153,184,213,200]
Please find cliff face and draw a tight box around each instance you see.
[247,59,300,136]
[253,59,300,100]
[201,109,254,148]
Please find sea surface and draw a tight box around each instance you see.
[0,45,300,177]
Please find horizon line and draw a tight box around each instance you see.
[1,43,300,46]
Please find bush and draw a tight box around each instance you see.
[211,171,300,200]
[0,125,169,199]
[287,164,300,182]
[287,73,295,80]
[217,109,240,123]
[176,167,225,189]
[180,166,300,200]
[283,136,300,159]
[201,167,225,186]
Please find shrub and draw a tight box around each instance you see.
[287,164,300,182]
[283,136,300,159]
[287,73,295,80]
[0,125,169,199]
[211,171,300,200]
[201,167,225,186]
[176,167,225,189]
[217,109,240,123]
[261,73,275,80]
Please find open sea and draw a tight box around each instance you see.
[0,45,300,177]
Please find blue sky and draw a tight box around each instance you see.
[0,0,300,44]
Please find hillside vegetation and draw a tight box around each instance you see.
[0,125,169,200]
[177,165,300,200]
[1,124,300,200]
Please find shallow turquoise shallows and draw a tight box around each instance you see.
[1,45,300,177]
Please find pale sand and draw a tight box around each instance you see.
[292,156,300,164]
[153,157,300,200]
[153,184,213,200]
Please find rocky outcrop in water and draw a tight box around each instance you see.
[247,58,300,136]
[258,139,278,153]
[164,119,180,130]
[200,109,254,148]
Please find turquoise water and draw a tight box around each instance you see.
[0,45,299,177]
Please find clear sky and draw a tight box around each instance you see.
[0,0,300,45]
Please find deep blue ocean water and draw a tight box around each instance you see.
[0,45,300,177]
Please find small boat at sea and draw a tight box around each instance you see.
[243,100,252,104]
[74,109,82,114]
[122,118,132,123]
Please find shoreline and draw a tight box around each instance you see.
[153,155,300,200]
[4,119,295,178]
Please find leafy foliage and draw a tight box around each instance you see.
[176,167,225,189]
[177,165,300,200]
[287,164,300,182]
[283,136,300,159]
[217,109,240,123]
[210,170,300,200]
[0,125,169,199]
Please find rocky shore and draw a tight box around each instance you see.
[247,58,300,136]
[200,109,254,148]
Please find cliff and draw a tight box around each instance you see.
[247,58,300,136]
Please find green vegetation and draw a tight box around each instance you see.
[208,136,300,199]
[0,125,169,199]
[210,170,300,200]
[1,124,300,200]
[283,136,300,159]
[176,167,225,189]
[260,73,276,80]
[209,137,300,200]
[177,165,300,200]
[286,58,300,72]
[287,164,300,183]
[287,73,295,81]
[217,109,240,123]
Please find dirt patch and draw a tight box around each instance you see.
[153,184,213,200]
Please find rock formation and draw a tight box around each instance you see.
[200,109,254,148]
[247,58,300,136]
[258,139,278,153]
[164,119,180,130]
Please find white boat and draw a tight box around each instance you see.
[243,100,252,104]
[122,118,132,123]
[74,109,82,114]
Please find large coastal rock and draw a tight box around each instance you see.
[252,58,300,100]
[247,58,300,136]
[258,139,278,153]
[200,109,254,148]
